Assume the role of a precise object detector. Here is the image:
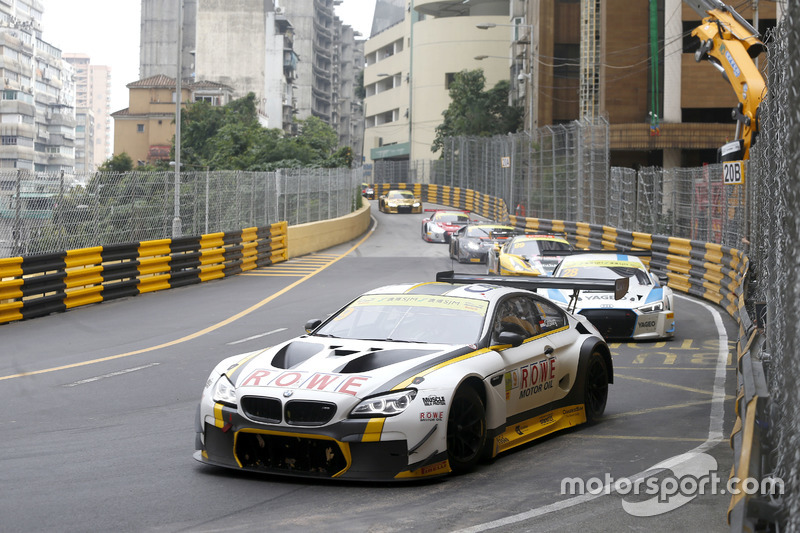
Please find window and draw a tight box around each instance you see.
[493,296,543,340]
[533,297,567,333]
[136,124,144,133]
[2,136,17,145]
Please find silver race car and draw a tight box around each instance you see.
[194,272,627,481]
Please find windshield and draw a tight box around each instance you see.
[435,213,470,224]
[466,226,515,239]
[558,260,651,286]
[512,239,571,256]
[387,190,414,199]
[315,294,488,345]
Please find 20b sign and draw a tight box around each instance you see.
[723,161,745,185]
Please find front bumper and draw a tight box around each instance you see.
[195,403,450,481]
[384,204,422,214]
[578,309,675,340]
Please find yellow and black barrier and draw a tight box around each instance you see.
[0,221,288,325]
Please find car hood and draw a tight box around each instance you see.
[226,338,471,399]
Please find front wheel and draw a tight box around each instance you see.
[583,351,609,423]
[446,386,487,474]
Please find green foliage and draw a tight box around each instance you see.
[432,70,524,153]
[177,93,351,171]
[98,153,134,172]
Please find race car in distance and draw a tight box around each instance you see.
[547,252,675,340]
[377,189,422,214]
[194,271,627,481]
[421,209,472,243]
[449,223,519,264]
[487,234,573,276]
[361,183,375,200]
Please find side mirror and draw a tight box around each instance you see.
[304,319,322,334]
[496,330,526,348]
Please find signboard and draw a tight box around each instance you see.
[723,160,744,185]
[501,156,510,168]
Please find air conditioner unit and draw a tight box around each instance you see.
[275,7,284,14]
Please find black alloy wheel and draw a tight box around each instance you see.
[446,386,487,474]
[584,351,609,423]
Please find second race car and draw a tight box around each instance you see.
[421,209,472,243]
[449,223,518,264]
[547,252,675,340]
[487,234,573,276]
[194,271,627,481]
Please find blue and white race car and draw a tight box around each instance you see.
[547,253,675,340]
[194,272,627,481]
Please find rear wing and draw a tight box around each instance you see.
[435,271,629,313]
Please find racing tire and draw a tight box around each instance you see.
[446,386,487,474]
[583,350,609,424]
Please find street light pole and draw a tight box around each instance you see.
[476,22,535,133]
[173,0,183,238]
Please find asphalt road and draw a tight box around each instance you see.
[0,201,738,532]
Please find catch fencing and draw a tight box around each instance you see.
[0,167,361,259]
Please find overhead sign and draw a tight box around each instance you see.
[723,160,744,185]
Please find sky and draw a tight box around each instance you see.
[41,0,377,114]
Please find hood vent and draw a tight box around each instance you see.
[272,341,325,369]
[339,349,437,374]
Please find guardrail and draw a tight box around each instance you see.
[0,222,288,325]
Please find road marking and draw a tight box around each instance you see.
[227,328,287,345]
[0,228,376,381]
[614,373,724,397]
[63,363,161,387]
[604,399,719,420]
[614,366,735,371]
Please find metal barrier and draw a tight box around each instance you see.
[0,222,288,325]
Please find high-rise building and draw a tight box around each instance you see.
[0,1,75,173]
[137,0,363,146]
[64,54,111,171]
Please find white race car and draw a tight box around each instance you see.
[194,272,627,481]
[547,253,675,340]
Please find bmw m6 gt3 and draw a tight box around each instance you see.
[194,272,626,481]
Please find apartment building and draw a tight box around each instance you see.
[111,75,233,165]
[0,0,75,173]
[364,0,511,164]
[64,54,111,171]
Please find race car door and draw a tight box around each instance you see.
[491,295,560,419]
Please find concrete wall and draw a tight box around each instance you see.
[288,202,371,258]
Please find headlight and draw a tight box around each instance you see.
[465,241,481,250]
[413,202,420,207]
[388,202,397,207]
[639,301,665,313]
[431,225,445,233]
[349,390,417,418]
[212,375,237,405]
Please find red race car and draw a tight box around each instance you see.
[421,209,473,243]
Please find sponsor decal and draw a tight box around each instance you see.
[420,411,445,422]
[352,294,488,314]
[422,395,446,406]
[539,414,555,425]
[420,460,449,476]
[517,356,557,398]
[505,370,520,400]
[240,369,370,396]
[637,319,657,332]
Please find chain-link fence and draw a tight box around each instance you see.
[0,167,362,258]
[746,7,800,531]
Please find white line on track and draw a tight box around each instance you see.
[63,362,161,387]
[456,293,729,532]
[227,328,287,345]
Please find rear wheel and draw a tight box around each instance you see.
[583,351,609,423]
[446,386,487,474]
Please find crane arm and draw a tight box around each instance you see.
[688,0,767,160]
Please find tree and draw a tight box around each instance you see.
[432,69,523,153]
[98,153,134,172]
